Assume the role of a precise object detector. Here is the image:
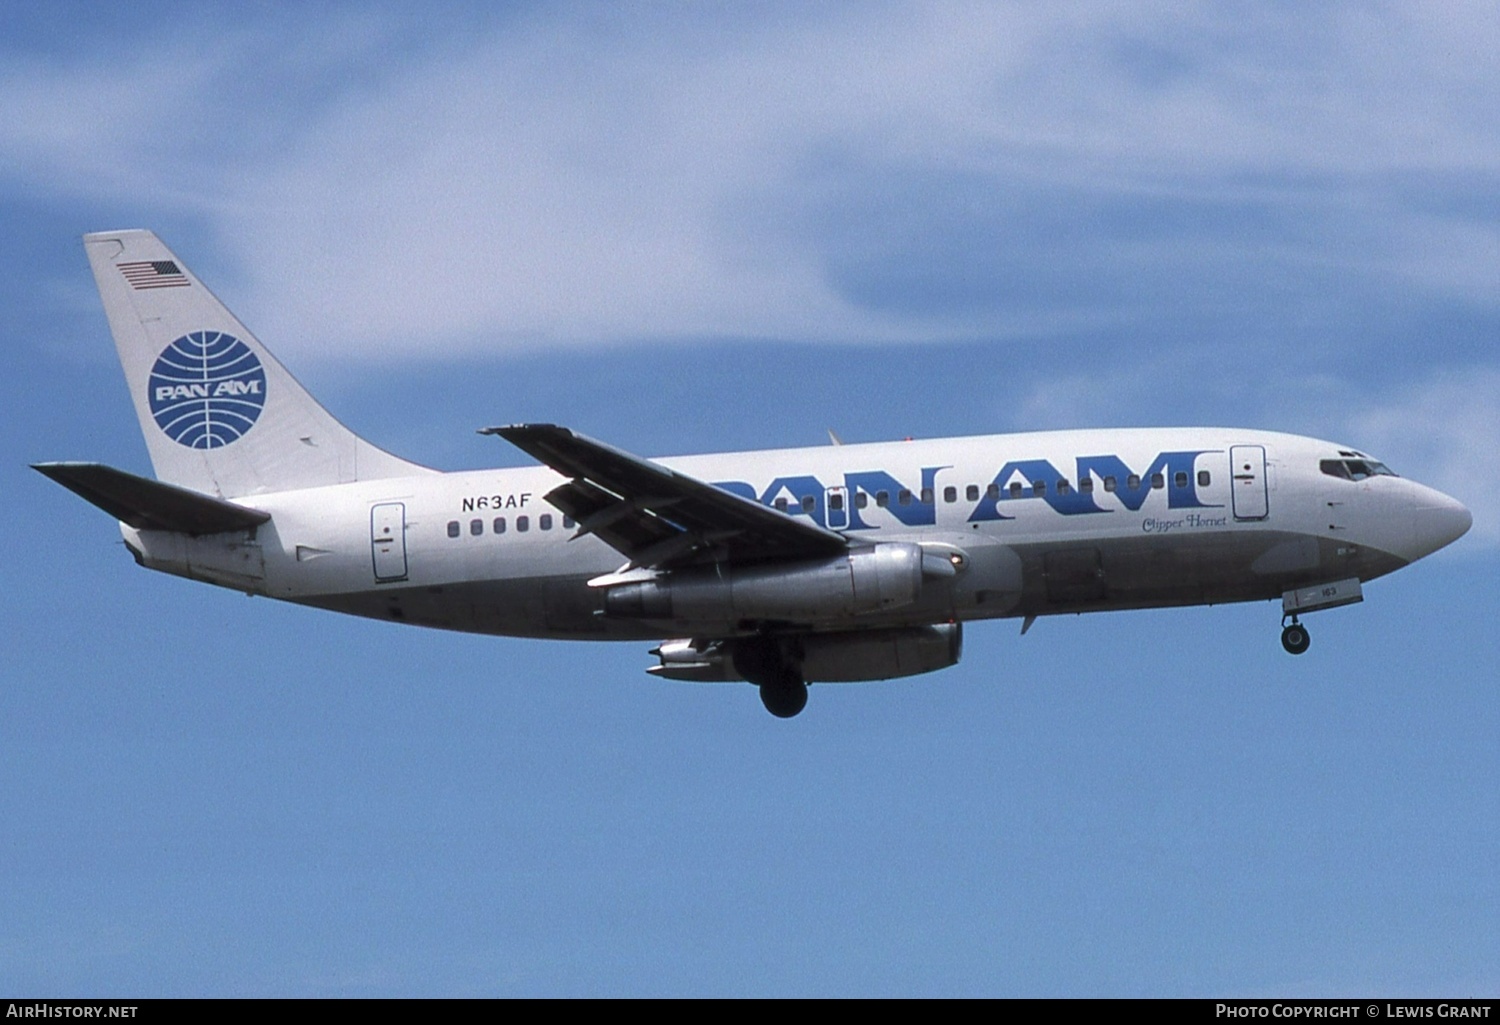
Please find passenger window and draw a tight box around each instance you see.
[1174,471,1188,489]
[987,483,1000,500]
[1103,476,1117,493]
[1198,470,1211,487]
[447,520,460,538]
[919,487,933,505]
[1032,480,1045,497]
[517,515,529,532]
[966,484,980,502]
[1009,482,1023,499]
[1056,479,1071,495]
[801,495,816,513]
[1126,474,1141,490]
[1151,473,1164,490]
[855,492,868,509]
[774,497,789,512]
[943,486,957,504]
[829,492,844,511]
[540,514,553,530]
[1079,477,1094,493]
[563,516,575,529]
[876,490,890,508]
[470,519,483,536]
[493,517,506,534]
[898,490,912,506]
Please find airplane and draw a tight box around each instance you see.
[35,230,1473,717]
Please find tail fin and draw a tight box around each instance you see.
[84,230,433,498]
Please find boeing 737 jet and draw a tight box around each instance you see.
[35,231,1473,716]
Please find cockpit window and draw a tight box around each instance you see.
[1322,457,1397,480]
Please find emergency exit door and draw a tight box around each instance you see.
[371,502,409,582]
[825,485,850,529]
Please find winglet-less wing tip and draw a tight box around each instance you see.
[478,423,564,436]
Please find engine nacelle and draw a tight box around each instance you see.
[800,622,962,681]
[604,542,925,624]
[650,623,963,682]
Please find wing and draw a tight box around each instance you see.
[482,424,849,569]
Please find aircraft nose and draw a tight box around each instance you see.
[1409,490,1472,559]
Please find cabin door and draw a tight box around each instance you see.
[371,502,409,582]
[1229,446,1269,520]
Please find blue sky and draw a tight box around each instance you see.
[2,2,1496,997]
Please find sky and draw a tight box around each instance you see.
[1,1,1496,997]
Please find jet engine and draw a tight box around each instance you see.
[650,623,963,683]
[603,542,932,624]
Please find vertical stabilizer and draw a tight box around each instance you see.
[84,230,433,497]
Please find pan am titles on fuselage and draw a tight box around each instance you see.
[34,230,1473,717]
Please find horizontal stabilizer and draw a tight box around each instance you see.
[32,462,270,534]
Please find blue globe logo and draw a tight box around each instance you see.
[147,331,267,448]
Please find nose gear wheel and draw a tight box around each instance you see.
[1280,616,1310,655]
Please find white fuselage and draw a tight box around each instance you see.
[119,426,1472,642]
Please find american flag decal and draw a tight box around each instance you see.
[118,260,190,290]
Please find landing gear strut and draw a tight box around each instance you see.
[1280,616,1311,655]
[732,636,809,718]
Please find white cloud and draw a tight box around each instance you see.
[3,4,1498,358]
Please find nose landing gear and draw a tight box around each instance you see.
[1280,578,1362,655]
[1280,616,1310,655]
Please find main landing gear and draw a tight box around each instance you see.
[732,636,809,718]
[758,669,809,718]
[1280,616,1311,655]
